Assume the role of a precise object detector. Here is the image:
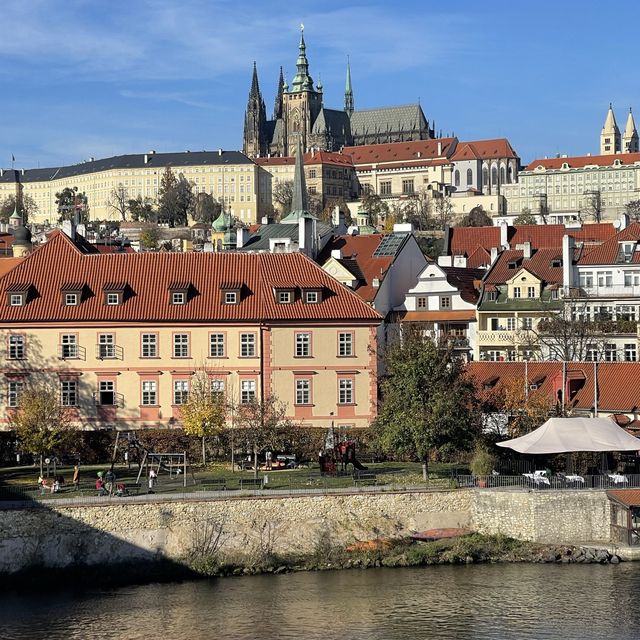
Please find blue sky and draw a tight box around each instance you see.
[1,0,639,168]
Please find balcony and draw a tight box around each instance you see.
[95,344,124,360]
[477,330,517,345]
[578,284,640,298]
[57,344,86,360]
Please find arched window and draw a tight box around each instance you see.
[483,168,489,186]
[491,167,498,185]
[467,168,473,185]
[454,170,460,187]
[508,166,514,183]
[500,167,506,183]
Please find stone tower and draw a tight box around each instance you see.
[600,103,621,155]
[243,62,267,157]
[282,26,323,155]
[273,66,285,120]
[344,58,354,116]
[623,108,639,153]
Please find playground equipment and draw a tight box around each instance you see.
[112,431,196,488]
[319,427,368,476]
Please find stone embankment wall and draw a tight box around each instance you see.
[0,488,615,574]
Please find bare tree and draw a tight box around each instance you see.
[108,185,129,221]
[582,190,602,223]
[625,199,640,222]
[433,194,453,230]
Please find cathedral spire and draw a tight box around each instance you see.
[243,62,267,158]
[624,108,639,153]
[250,61,260,98]
[291,24,314,92]
[344,56,354,116]
[273,66,284,120]
[601,103,621,155]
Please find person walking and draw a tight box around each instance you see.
[148,468,157,494]
[72,465,80,491]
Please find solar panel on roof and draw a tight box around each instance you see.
[373,233,407,257]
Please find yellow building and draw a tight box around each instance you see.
[0,230,381,431]
[0,150,261,225]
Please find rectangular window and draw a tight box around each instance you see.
[295,333,311,357]
[210,380,225,399]
[380,180,392,196]
[506,318,516,331]
[305,291,318,304]
[308,168,316,179]
[141,333,157,358]
[8,335,24,359]
[278,291,292,304]
[527,286,535,298]
[522,317,533,331]
[417,296,427,309]
[61,380,78,406]
[240,380,256,404]
[106,293,120,306]
[440,296,451,309]
[579,272,594,289]
[586,344,598,362]
[209,333,225,358]
[338,332,353,357]
[296,379,310,405]
[172,292,185,305]
[224,291,237,304]
[240,333,256,357]
[98,334,115,359]
[61,334,78,359]
[401,179,414,195]
[597,271,613,287]
[173,380,189,405]
[142,380,157,405]
[7,381,23,408]
[173,333,189,358]
[513,287,521,299]
[338,379,353,404]
[65,293,78,306]
[9,294,23,306]
[488,291,497,301]
[604,344,617,362]
[624,343,637,362]
[99,380,115,406]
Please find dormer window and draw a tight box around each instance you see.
[305,291,319,304]
[220,281,243,305]
[103,282,127,306]
[172,292,185,305]
[488,291,497,301]
[169,281,192,305]
[65,293,79,306]
[278,291,292,304]
[551,258,562,268]
[301,287,322,304]
[507,261,518,270]
[6,283,31,307]
[225,291,237,304]
[106,293,120,306]
[9,294,24,307]
[61,282,86,307]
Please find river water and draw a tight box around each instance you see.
[2,563,638,639]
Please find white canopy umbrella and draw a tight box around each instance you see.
[496,417,640,454]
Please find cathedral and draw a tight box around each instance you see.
[243,27,434,158]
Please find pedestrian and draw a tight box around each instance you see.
[148,468,157,494]
[105,469,115,496]
[266,450,272,470]
[72,465,80,490]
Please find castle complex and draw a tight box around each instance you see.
[243,27,433,157]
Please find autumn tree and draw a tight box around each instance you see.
[139,223,160,250]
[458,205,492,227]
[0,193,38,224]
[108,185,129,221]
[56,186,88,223]
[371,327,481,480]
[180,371,227,465]
[10,381,71,475]
[175,173,196,225]
[502,377,553,438]
[361,193,389,227]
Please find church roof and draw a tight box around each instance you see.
[343,137,456,165]
[451,138,519,161]
[349,104,428,138]
[255,151,353,168]
[312,108,351,137]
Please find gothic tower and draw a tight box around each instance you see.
[623,108,639,153]
[273,66,284,120]
[600,103,621,155]
[282,26,323,155]
[344,58,354,116]
[243,62,267,158]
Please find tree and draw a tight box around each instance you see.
[361,193,389,227]
[235,395,299,478]
[139,223,160,250]
[108,185,129,221]
[180,371,227,464]
[371,327,481,480]
[175,173,196,226]
[127,195,156,222]
[625,199,640,222]
[0,193,38,224]
[432,194,453,230]
[56,186,88,223]
[458,205,492,227]
[157,166,180,226]
[193,192,222,225]
[582,190,602,223]
[515,207,537,225]
[272,180,294,215]
[502,377,553,437]
[10,381,71,475]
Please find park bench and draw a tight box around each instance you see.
[353,473,377,487]
[200,479,228,491]
[239,477,264,490]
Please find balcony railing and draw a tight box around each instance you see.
[95,344,124,360]
[578,284,640,298]
[57,344,86,360]
[477,330,518,344]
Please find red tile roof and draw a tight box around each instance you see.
[343,138,457,165]
[466,246,492,269]
[526,152,640,171]
[317,235,396,304]
[577,222,640,265]
[451,138,519,161]
[484,248,564,285]
[0,257,23,278]
[0,231,382,324]
[607,490,640,507]
[255,151,354,168]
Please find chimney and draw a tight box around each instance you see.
[218,149,223,156]
[562,234,574,291]
[619,212,630,230]
[437,255,452,266]
[144,154,150,164]
[298,216,315,256]
[453,255,467,268]
[331,248,342,260]
[21,168,25,176]
[490,247,498,264]
[523,241,532,259]
[500,220,508,248]
[437,142,442,156]
[0,169,3,176]
[236,227,250,249]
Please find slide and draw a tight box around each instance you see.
[351,457,368,471]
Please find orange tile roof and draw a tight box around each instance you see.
[0,231,382,324]
[343,138,457,165]
[466,246,492,269]
[317,235,396,304]
[0,257,24,278]
[255,151,354,168]
[577,222,640,265]
[526,152,640,171]
[485,248,564,285]
[451,138,519,161]
[607,490,640,507]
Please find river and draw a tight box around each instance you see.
[1,563,637,639]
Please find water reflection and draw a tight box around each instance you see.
[1,563,637,640]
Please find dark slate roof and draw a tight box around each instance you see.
[312,108,351,137]
[242,222,333,252]
[350,104,428,137]
[0,150,254,183]
[441,266,484,305]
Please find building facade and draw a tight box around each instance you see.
[243,28,433,157]
[0,231,381,430]
[0,151,260,225]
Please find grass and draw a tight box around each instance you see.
[0,460,466,501]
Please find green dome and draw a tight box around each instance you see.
[211,211,229,233]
